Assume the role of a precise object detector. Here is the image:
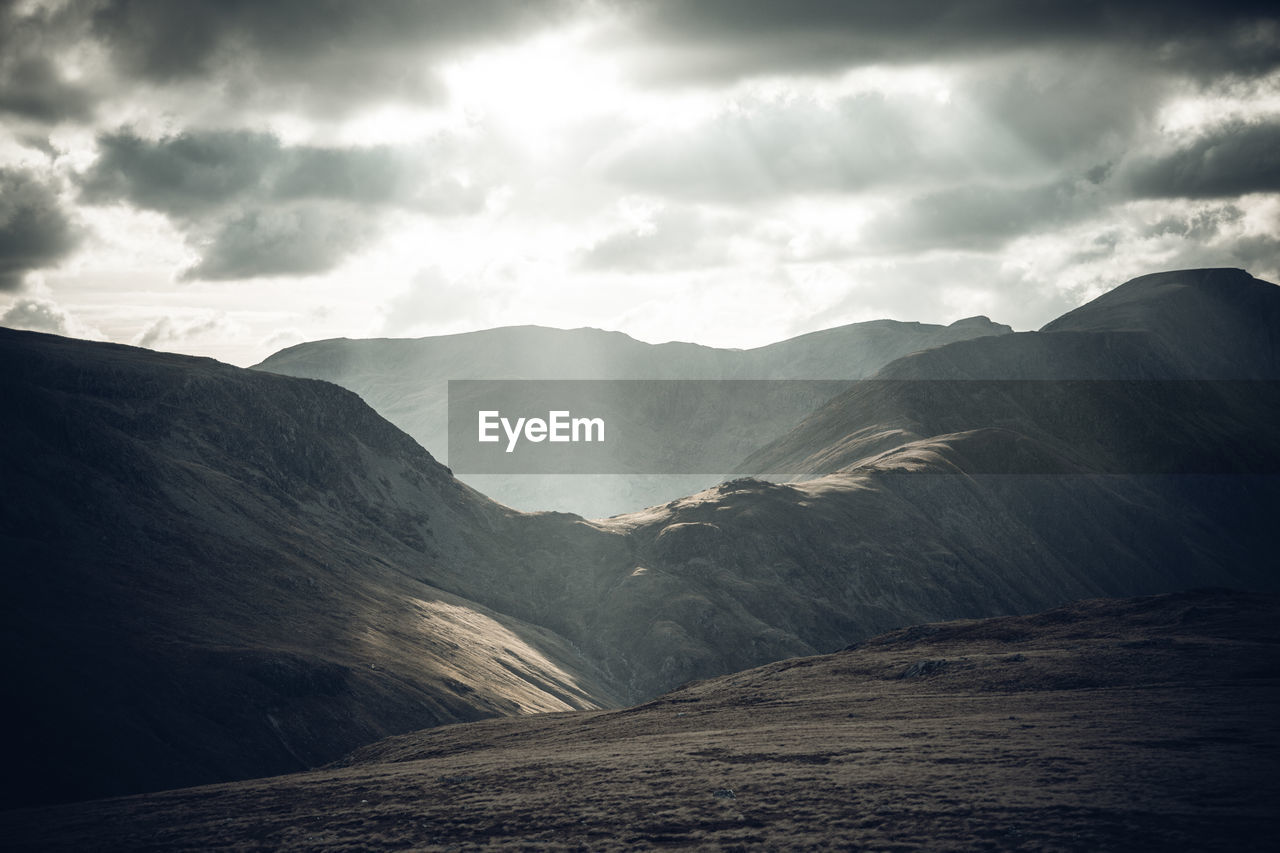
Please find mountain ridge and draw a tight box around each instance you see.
[3,267,1277,808]
[254,315,1013,516]
[741,268,1280,477]
[0,326,623,807]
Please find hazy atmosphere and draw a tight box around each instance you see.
[3,5,1280,847]
[2,0,1279,365]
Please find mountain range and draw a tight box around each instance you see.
[255,315,1012,516]
[1,267,1276,811]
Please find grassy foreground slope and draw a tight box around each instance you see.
[4,589,1276,851]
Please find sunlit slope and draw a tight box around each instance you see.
[0,329,622,807]
[6,590,1275,852]
[484,269,1280,700]
[4,269,1276,808]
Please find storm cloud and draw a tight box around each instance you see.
[862,178,1104,254]
[0,3,96,124]
[0,0,1277,363]
[0,167,80,292]
[181,205,377,281]
[78,129,485,279]
[79,130,483,216]
[0,56,95,123]
[79,130,282,217]
[1125,120,1280,199]
[86,0,575,111]
[624,0,1280,82]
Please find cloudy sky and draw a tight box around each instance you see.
[1,0,1278,365]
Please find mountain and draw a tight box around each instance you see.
[0,328,623,807]
[254,317,1012,516]
[257,316,1012,385]
[464,269,1279,701]
[741,268,1280,477]
[465,269,1279,701]
[3,268,1276,810]
[5,589,1276,851]
[1041,267,1280,377]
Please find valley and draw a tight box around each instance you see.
[1,269,1277,841]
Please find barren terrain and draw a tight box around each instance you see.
[5,589,1276,851]
[3,269,1278,810]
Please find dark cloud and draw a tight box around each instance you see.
[0,2,96,124]
[79,130,282,217]
[0,55,95,123]
[959,59,1169,168]
[0,1,579,126]
[86,0,574,109]
[1125,120,1280,199]
[180,205,377,281]
[862,179,1099,254]
[0,167,81,291]
[625,1,1280,83]
[80,129,484,216]
[273,147,407,204]
[78,129,485,279]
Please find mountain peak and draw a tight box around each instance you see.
[1041,267,1271,332]
[1038,268,1280,378]
[948,315,1012,333]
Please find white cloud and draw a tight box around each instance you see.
[1,295,70,333]
[133,312,248,351]
[0,291,103,339]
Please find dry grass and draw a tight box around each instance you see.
[4,590,1277,851]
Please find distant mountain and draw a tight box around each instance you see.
[254,317,1012,516]
[4,268,1276,810]
[294,270,1279,707]
[741,268,1280,477]
[464,269,1280,701]
[1041,267,1280,377]
[6,590,1276,851]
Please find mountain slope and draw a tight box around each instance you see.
[459,269,1278,700]
[254,317,1011,515]
[1042,267,1280,378]
[5,590,1276,851]
[0,328,622,807]
[742,268,1280,477]
[4,268,1276,809]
